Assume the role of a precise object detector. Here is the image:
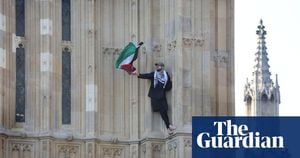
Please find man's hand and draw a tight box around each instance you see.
[131,70,139,76]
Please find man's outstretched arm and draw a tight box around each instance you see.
[132,71,153,79]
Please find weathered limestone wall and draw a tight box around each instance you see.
[0,0,234,157]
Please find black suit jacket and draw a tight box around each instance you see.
[138,71,171,99]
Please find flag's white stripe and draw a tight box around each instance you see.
[117,53,135,68]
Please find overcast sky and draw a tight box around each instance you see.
[235,0,300,116]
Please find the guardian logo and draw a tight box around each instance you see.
[193,117,300,158]
[196,120,284,149]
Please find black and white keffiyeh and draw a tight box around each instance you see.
[154,70,168,88]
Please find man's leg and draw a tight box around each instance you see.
[159,109,170,129]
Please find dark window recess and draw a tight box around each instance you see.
[62,0,71,41]
[246,96,252,105]
[261,94,268,102]
[16,48,26,122]
[62,50,71,124]
[16,0,25,36]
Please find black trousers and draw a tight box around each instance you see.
[159,109,170,129]
[151,97,170,129]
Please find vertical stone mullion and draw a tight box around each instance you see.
[139,0,152,138]
[39,0,53,131]
[0,0,5,128]
[138,0,144,137]
[40,139,51,158]
[183,0,193,127]
[33,0,40,131]
[129,0,139,139]
[99,0,108,135]
[126,0,132,136]
[112,0,127,138]
[192,47,204,116]
[52,0,61,130]
[123,0,131,138]
[191,0,205,119]
[80,0,87,136]
[202,0,212,115]
[5,0,12,128]
[0,0,10,128]
[95,0,102,137]
[182,43,192,126]
[227,0,235,115]
[25,0,37,130]
[198,0,205,116]
[85,0,97,137]
[164,0,173,132]
[216,0,228,115]
[159,0,165,56]
[25,0,36,131]
[151,0,164,135]
[72,0,82,133]
[191,0,197,116]
[173,0,184,129]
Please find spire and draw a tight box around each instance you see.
[244,19,281,116]
[253,19,272,87]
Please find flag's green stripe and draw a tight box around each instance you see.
[115,42,136,68]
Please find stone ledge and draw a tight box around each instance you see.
[0,128,191,145]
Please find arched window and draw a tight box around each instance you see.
[246,96,252,105]
[16,46,25,122]
[62,0,72,124]
[16,0,25,36]
[15,0,26,122]
[261,94,268,102]
[62,0,71,41]
[62,48,71,124]
[270,94,274,102]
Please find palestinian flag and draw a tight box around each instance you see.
[115,42,143,74]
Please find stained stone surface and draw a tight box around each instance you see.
[0,0,234,157]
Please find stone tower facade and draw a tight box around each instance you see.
[244,20,280,116]
[0,0,234,158]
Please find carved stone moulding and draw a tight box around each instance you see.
[15,36,26,48]
[88,29,95,37]
[167,141,178,151]
[152,44,162,53]
[212,51,229,65]
[131,34,136,41]
[152,143,162,152]
[61,41,73,52]
[130,145,138,157]
[141,46,147,54]
[141,143,146,153]
[102,47,121,55]
[167,40,177,51]
[101,146,124,157]
[9,142,34,152]
[182,37,193,47]
[57,144,81,156]
[194,38,205,47]
[182,37,204,47]
[184,138,192,147]
[87,143,93,153]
